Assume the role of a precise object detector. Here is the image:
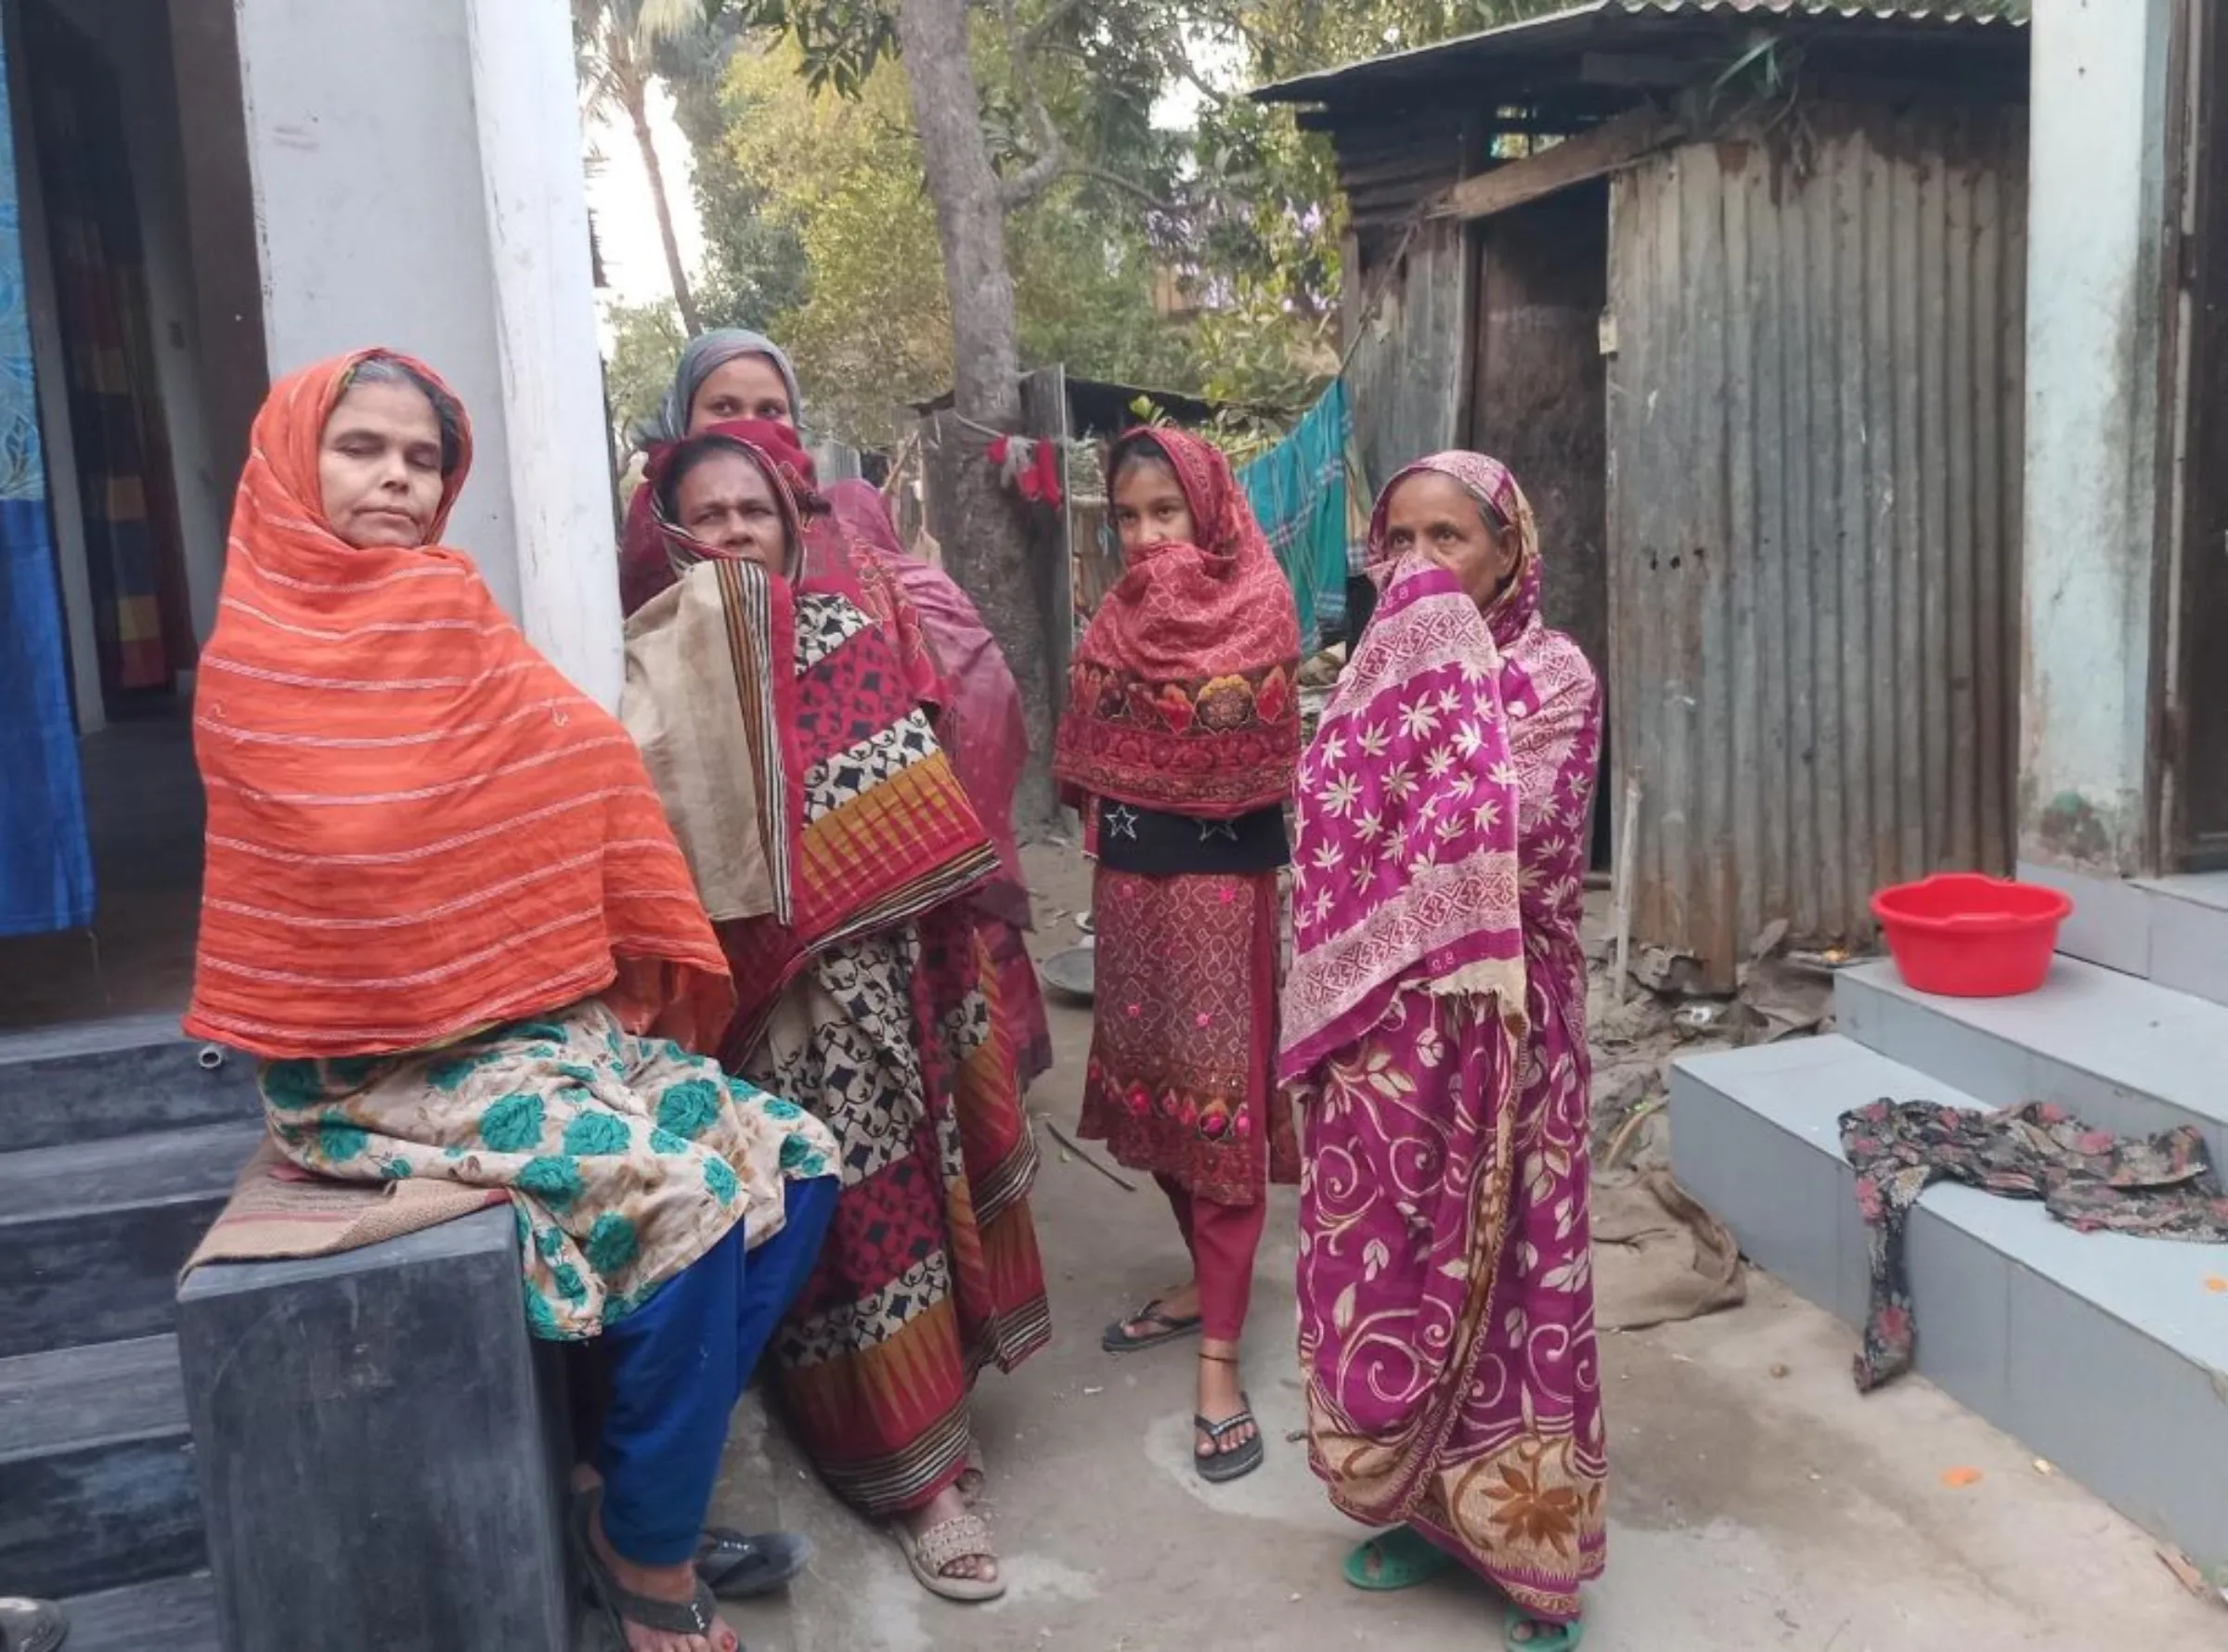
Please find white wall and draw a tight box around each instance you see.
[233,0,525,616]
[2019,0,2177,876]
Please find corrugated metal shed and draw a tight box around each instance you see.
[1261,2,2030,984]
[1607,104,2027,982]
[1343,219,1472,493]
[1257,2,2027,110]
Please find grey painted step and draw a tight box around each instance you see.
[2140,875,2228,1011]
[0,1014,257,1155]
[0,1336,201,1601]
[1837,958,2228,1166]
[2017,862,2228,1010]
[56,1571,219,1652]
[1671,1034,2228,1571]
[0,1123,260,1358]
[179,1207,572,1652]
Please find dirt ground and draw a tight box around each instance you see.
[693,844,2226,1652]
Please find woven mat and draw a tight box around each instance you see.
[184,1135,506,1275]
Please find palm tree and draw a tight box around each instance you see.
[575,0,706,332]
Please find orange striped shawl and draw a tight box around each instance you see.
[183,350,732,1060]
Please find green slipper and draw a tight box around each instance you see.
[1505,1615,1585,1650]
[1342,1525,1457,1592]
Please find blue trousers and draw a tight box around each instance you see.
[595,1176,836,1566]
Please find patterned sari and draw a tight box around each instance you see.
[622,424,1050,1517]
[829,479,1052,1087]
[1284,454,1605,1623]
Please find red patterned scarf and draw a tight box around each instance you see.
[621,424,997,1059]
[1053,427,1302,819]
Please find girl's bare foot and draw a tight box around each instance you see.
[589,1509,739,1652]
[901,1482,998,1585]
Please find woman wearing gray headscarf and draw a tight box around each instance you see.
[637,329,803,445]
[622,330,807,612]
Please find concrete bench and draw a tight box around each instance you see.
[176,1207,575,1651]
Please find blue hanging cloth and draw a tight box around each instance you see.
[1237,380,1351,652]
[0,23,94,937]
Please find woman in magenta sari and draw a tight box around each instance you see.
[1284,452,1604,1649]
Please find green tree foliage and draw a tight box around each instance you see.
[630,0,2031,446]
[602,298,691,446]
[678,39,1194,447]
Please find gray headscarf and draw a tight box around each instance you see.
[637,329,803,448]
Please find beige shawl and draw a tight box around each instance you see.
[620,558,794,923]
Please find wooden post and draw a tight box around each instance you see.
[465,0,624,711]
[1613,773,1641,1006]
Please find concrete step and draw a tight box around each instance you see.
[0,1335,202,1601]
[2142,875,2228,1010]
[2019,863,2228,1009]
[1836,957,2228,1167]
[0,1014,258,1155]
[1670,1034,2228,1572]
[56,1571,220,1652]
[0,1122,260,1358]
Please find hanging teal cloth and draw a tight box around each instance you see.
[1237,380,1350,652]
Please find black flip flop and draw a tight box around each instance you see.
[1194,1396,1264,1483]
[1101,1299,1203,1353]
[695,1526,813,1599]
[571,1489,730,1647]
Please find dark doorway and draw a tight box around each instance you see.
[1468,181,1613,867]
[2170,0,2228,868]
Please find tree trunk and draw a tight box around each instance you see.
[897,0,1059,831]
[619,61,701,334]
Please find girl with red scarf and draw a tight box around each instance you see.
[1052,428,1302,1482]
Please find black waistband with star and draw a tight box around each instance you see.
[1095,796,1290,877]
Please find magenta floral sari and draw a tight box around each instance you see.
[1284,453,1605,1623]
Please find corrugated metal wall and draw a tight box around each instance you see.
[1328,110,1477,492]
[1606,103,2027,987]
[1347,220,1473,493]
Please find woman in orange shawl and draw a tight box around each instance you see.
[187,351,839,1652]
[621,416,1048,1603]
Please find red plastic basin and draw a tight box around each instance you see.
[1871,873,2072,999]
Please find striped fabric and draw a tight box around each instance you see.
[184,351,733,1060]
[715,587,998,1066]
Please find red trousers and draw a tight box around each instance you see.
[1157,1173,1265,1342]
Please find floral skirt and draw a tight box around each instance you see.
[261,998,835,1340]
[1080,868,1296,1206]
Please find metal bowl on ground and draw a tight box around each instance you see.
[1039,940,1095,1003]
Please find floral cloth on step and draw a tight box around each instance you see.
[261,998,835,1340]
[1841,1098,2228,1392]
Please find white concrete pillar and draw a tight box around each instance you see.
[467,0,624,711]
[2018,0,2178,877]
[235,0,523,615]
